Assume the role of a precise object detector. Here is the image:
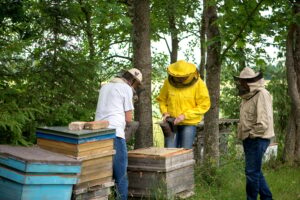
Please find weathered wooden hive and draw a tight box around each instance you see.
[36,126,116,200]
[127,147,195,199]
[0,145,81,200]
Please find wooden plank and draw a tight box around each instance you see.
[128,183,194,199]
[127,148,195,200]
[128,151,193,168]
[72,186,110,199]
[37,138,113,152]
[77,150,115,161]
[38,144,114,158]
[169,183,195,197]
[73,181,114,195]
[0,176,23,200]
[127,159,195,172]
[81,162,112,176]
[77,165,112,183]
[128,147,192,158]
[81,156,113,168]
[165,165,194,179]
[128,166,194,189]
[0,165,78,185]
[0,145,80,165]
[128,164,193,183]
[74,177,113,191]
[37,145,78,157]
[1,180,74,200]
[78,146,114,157]
[89,197,108,200]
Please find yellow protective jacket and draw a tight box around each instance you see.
[157,77,211,125]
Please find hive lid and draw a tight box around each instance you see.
[37,126,115,138]
[0,145,81,173]
[36,126,116,144]
[128,147,192,158]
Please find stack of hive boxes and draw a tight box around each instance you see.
[0,145,81,200]
[36,126,116,200]
[127,147,195,199]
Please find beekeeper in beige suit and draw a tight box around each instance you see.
[234,67,274,200]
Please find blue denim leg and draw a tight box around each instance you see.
[113,137,128,200]
[175,125,196,149]
[243,138,273,200]
[164,134,176,148]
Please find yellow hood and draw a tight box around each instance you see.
[167,60,197,77]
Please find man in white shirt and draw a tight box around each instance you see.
[95,68,142,200]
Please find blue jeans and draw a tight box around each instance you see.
[243,138,273,200]
[164,125,196,149]
[113,137,128,200]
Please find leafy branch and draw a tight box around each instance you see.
[220,0,266,61]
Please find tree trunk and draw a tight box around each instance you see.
[199,0,207,80]
[203,0,221,167]
[78,0,95,59]
[194,0,207,163]
[132,0,153,148]
[283,0,300,163]
[168,2,179,64]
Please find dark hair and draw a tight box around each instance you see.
[121,71,135,82]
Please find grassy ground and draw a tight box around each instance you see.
[151,124,300,200]
[188,159,300,200]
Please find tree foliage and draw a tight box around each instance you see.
[0,0,132,144]
[0,0,296,165]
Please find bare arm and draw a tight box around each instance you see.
[125,110,133,123]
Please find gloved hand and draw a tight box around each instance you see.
[162,113,170,122]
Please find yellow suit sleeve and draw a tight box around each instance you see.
[156,79,169,114]
[183,79,211,120]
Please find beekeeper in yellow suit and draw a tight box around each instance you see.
[157,60,211,149]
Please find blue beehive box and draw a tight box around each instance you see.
[0,145,81,200]
[35,126,116,196]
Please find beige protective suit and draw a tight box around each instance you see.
[237,79,275,140]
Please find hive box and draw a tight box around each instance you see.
[127,147,195,199]
[36,126,116,199]
[0,145,81,200]
[264,143,278,162]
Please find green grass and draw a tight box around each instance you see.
[188,160,300,200]
[151,122,300,200]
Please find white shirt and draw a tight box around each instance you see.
[95,82,134,139]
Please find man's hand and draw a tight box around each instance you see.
[174,114,185,125]
[162,113,170,122]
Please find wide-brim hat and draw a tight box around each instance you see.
[167,60,197,77]
[127,68,143,84]
[234,67,263,83]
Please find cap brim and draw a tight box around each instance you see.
[233,72,263,83]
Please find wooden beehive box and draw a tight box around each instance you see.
[36,127,116,199]
[127,147,195,199]
[0,145,81,200]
